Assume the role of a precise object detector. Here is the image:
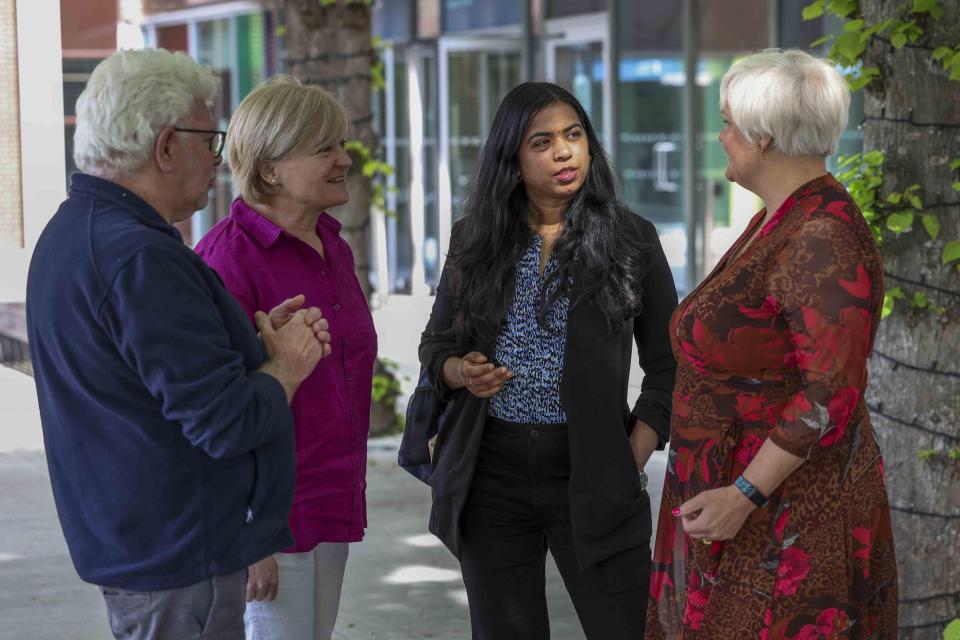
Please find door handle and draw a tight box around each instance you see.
[653,141,678,192]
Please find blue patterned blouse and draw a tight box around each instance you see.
[488,234,570,424]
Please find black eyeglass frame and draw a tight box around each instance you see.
[172,127,227,159]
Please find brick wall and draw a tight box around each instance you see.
[417,0,439,39]
[0,0,23,249]
[60,0,117,52]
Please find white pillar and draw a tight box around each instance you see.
[16,0,66,252]
[407,46,428,296]
[0,0,66,303]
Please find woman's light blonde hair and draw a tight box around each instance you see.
[719,48,850,157]
[227,75,350,203]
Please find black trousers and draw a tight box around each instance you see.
[459,417,650,640]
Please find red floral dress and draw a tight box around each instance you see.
[645,175,898,640]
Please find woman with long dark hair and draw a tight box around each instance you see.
[419,82,678,639]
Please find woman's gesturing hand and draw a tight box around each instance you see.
[445,352,512,398]
[675,485,756,542]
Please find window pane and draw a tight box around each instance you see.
[236,13,265,100]
[549,0,607,18]
[195,19,233,237]
[442,0,521,32]
[554,42,604,145]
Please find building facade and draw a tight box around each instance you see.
[135,0,862,301]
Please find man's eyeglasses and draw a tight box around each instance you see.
[172,128,227,159]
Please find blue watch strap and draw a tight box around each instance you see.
[735,474,768,508]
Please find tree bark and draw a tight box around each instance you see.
[861,2,960,637]
[265,1,400,433]
[275,0,377,298]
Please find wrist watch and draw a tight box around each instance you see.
[637,470,648,491]
[735,474,768,508]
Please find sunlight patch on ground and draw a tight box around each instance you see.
[382,565,461,585]
[0,368,43,453]
[401,534,443,548]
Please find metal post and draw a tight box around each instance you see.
[606,0,619,169]
[682,0,702,293]
[768,0,781,48]
[522,0,535,81]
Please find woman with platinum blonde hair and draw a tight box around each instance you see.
[196,76,377,640]
[646,49,898,639]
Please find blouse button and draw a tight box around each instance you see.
[333,303,341,311]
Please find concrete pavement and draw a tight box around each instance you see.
[0,367,666,639]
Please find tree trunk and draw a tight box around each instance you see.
[276,0,377,298]
[265,1,400,434]
[861,2,960,637]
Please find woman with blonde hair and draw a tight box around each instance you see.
[645,49,897,639]
[197,76,377,640]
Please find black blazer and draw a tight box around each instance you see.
[419,214,678,574]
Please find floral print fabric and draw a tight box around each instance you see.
[488,234,570,424]
[646,175,898,640]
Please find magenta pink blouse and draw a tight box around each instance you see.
[196,198,377,551]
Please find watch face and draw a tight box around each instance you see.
[638,471,648,491]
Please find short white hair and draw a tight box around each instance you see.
[73,48,220,176]
[719,49,850,157]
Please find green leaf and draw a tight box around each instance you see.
[949,158,960,171]
[911,291,928,309]
[835,31,866,62]
[868,19,896,36]
[362,160,379,177]
[838,153,861,168]
[886,192,902,204]
[922,214,940,239]
[882,288,903,318]
[864,150,884,166]
[944,618,960,640]
[953,181,960,192]
[847,74,872,91]
[843,19,864,32]
[810,34,833,47]
[885,212,914,234]
[891,31,907,49]
[912,0,943,17]
[802,0,825,20]
[942,241,960,265]
[932,46,953,61]
[880,297,893,318]
[949,57,960,81]
[909,195,923,209]
[828,0,857,18]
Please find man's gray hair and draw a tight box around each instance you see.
[719,49,850,157]
[73,48,220,177]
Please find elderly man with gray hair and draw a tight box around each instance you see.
[26,48,330,639]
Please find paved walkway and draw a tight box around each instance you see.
[0,367,665,639]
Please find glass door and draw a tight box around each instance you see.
[437,37,522,260]
[545,13,610,147]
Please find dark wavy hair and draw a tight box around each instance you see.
[447,81,648,343]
